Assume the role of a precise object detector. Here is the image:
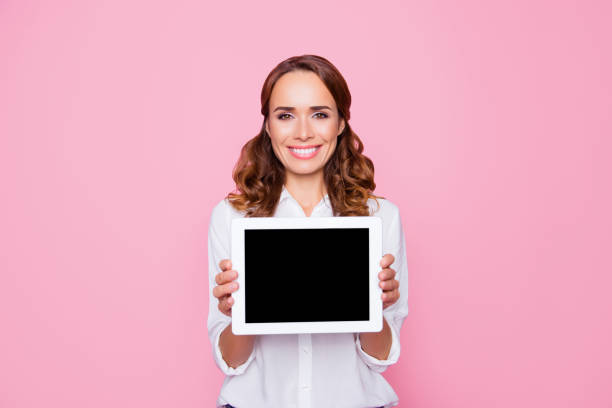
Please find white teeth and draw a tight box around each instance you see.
[289,147,319,155]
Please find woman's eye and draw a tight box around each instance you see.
[277,112,327,120]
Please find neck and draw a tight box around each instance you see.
[285,171,327,208]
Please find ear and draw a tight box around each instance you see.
[265,119,270,136]
[338,117,346,136]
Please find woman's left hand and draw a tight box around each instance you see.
[379,254,399,309]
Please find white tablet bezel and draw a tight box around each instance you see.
[230,216,382,335]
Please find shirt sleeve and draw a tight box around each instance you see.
[356,202,409,373]
[207,199,256,376]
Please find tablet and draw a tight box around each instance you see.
[230,216,382,335]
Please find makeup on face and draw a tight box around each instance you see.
[287,144,322,159]
[266,71,344,176]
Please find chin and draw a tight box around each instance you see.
[287,167,322,176]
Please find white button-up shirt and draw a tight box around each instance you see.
[207,186,409,408]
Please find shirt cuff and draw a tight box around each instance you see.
[213,322,256,376]
[355,319,401,373]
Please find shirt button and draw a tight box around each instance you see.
[302,347,309,354]
[301,384,310,390]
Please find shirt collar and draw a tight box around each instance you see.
[279,185,292,203]
[280,185,332,210]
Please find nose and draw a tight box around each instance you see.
[295,118,313,141]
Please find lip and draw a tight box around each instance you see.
[287,144,321,149]
[287,145,322,160]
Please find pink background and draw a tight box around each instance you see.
[1,0,611,407]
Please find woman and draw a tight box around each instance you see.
[207,55,409,408]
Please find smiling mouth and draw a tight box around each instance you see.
[288,145,322,159]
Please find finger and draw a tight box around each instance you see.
[218,295,228,313]
[212,281,239,299]
[219,259,232,271]
[380,253,395,269]
[378,268,396,281]
[381,288,399,303]
[224,296,234,316]
[380,279,398,291]
[379,279,399,291]
[218,295,234,316]
[223,295,234,310]
[215,269,238,285]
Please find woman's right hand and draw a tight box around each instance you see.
[213,259,239,316]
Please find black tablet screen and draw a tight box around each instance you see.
[244,228,370,323]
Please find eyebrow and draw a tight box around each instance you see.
[272,105,332,112]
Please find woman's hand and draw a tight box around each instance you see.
[213,259,239,316]
[379,254,399,309]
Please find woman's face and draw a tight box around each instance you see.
[266,70,345,179]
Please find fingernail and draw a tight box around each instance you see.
[232,283,238,290]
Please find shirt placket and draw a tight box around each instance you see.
[286,194,330,408]
[297,333,312,408]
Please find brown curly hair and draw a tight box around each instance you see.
[227,54,382,217]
